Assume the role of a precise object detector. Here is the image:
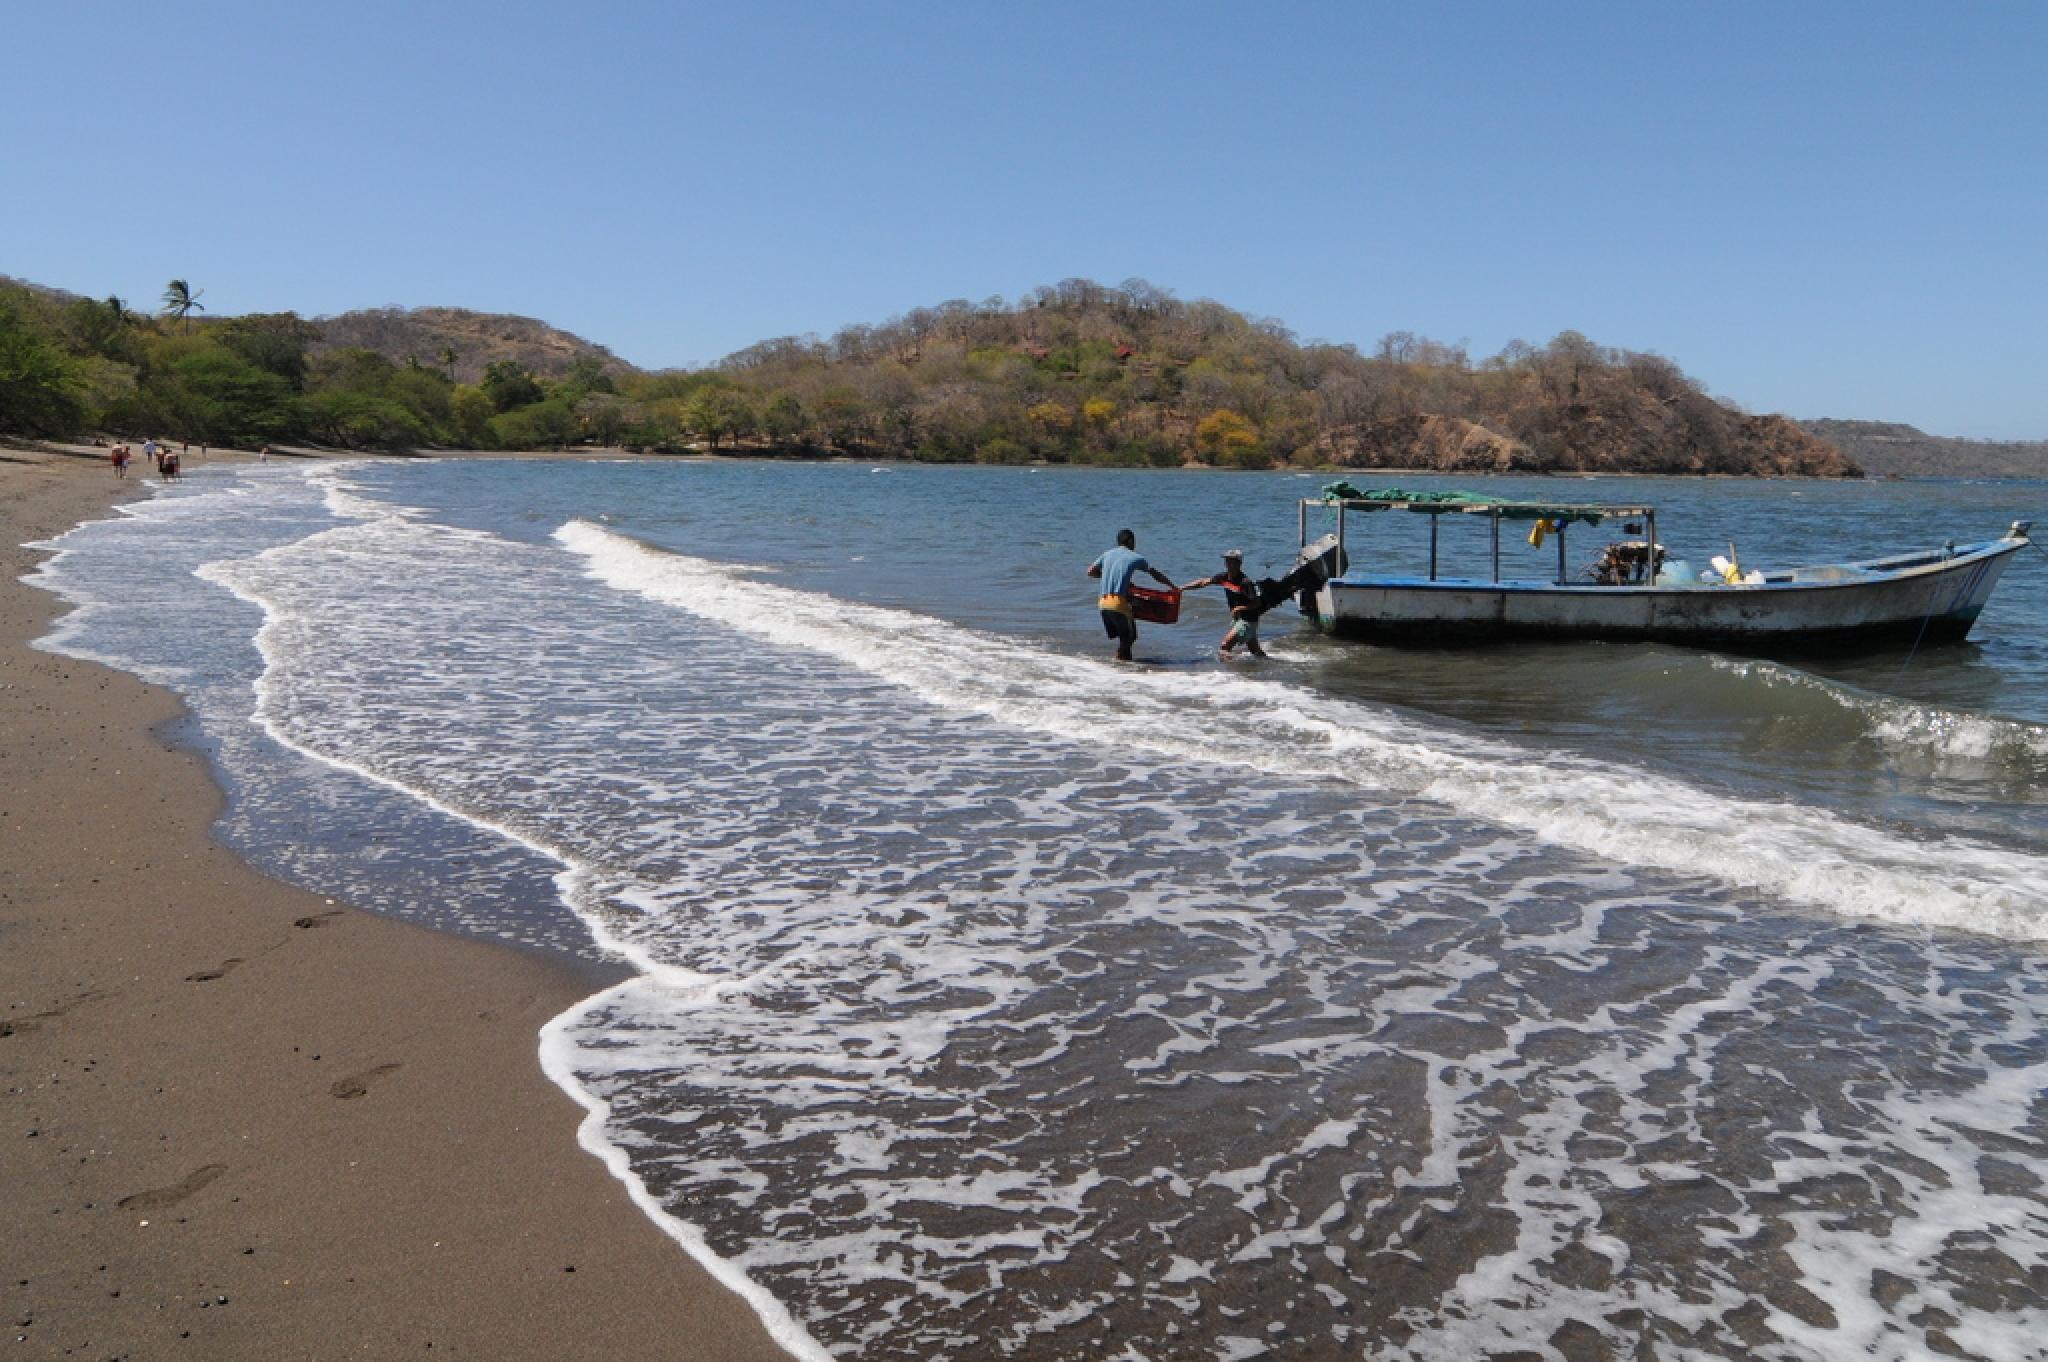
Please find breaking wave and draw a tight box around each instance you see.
[557,521,2048,943]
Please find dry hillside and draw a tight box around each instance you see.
[311,306,637,384]
[1313,411,1851,477]
[1797,419,2048,479]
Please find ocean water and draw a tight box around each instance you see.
[26,458,2048,1362]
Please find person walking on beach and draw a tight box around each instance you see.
[1087,528,1177,662]
[1184,549,1269,658]
[110,444,130,478]
[143,437,158,472]
[258,444,270,463]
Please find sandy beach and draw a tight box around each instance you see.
[2,442,788,1360]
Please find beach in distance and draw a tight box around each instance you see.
[7,440,2048,1362]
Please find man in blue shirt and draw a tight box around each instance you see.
[1087,528,1178,661]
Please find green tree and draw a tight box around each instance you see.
[978,437,1032,465]
[218,312,321,388]
[386,365,456,437]
[302,390,428,448]
[814,389,870,451]
[627,397,689,451]
[684,387,755,450]
[308,346,399,396]
[0,298,87,436]
[761,393,806,447]
[576,392,631,446]
[163,347,297,441]
[161,279,206,329]
[449,385,496,445]
[558,355,616,401]
[481,359,543,412]
[66,295,138,361]
[491,398,578,449]
[74,355,140,425]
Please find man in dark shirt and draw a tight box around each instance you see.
[1184,549,1268,658]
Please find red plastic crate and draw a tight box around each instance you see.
[1127,586,1182,624]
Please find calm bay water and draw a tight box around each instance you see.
[29,459,2048,1361]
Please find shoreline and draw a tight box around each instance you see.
[57,436,1892,480]
[2,442,792,1360]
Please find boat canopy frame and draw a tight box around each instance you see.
[1299,494,1660,586]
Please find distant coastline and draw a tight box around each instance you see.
[4,274,1851,479]
[1795,418,2048,479]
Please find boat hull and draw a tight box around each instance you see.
[1309,538,2026,652]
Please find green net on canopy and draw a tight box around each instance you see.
[1319,483,1617,526]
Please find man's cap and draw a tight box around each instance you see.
[1222,548,1243,560]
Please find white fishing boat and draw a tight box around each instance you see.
[1287,490,2033,651]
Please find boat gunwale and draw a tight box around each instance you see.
[1323,536,2025,597]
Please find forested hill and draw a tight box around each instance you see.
[1,271,1853,475]
[1796,419,2048,479]
[701,280,1854,475]
[311,306,632,386]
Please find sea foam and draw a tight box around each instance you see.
[30,464,2047,1362]
[555,520,2048,943]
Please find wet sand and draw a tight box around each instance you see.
[1,442,791,1360]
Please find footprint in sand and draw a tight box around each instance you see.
[293,910,344,929]
[184,958,244,983]
[117,1163,227,1211]
[330,1063,402,1100]
[0,989,110,1037]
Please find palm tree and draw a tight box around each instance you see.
[161,279,206,329]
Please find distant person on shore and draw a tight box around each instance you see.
[1184,548,1269,658]
[110,444,130,479]
[258,444,270,463]
[162,449,181,480]
[143,437,158,471]
[1087,528,1177,662]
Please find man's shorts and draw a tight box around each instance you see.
[1225,615,1260,648]
[1101,609,1137,645]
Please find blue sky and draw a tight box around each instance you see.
[5,2,2043,437]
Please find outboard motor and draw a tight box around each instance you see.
[2009,520,2033,541]
[1254,534,1345,619]
[1292,533,1346,587]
